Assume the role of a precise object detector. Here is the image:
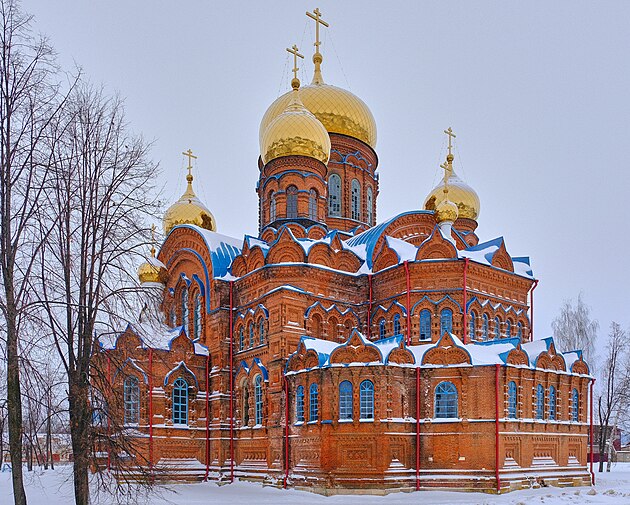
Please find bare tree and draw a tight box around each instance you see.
[551,293,598,365]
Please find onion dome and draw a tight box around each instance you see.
[163,151,217,235]
[436,195,459,223]
[138,240,167,286]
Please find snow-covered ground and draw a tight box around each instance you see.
[2,465,630,504]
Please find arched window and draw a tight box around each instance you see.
[482,314,489,340]
[328,174,341,217]
[309,383,319,422]
[172,378,189,425]
[286,185,298,218]
[269,192,277,221]
[506,319,512,338]
[434,382,458,418]
[571,389,579,422]
[507,381,517,419]
[379,318,386,339]
[329,317,338,340]
[308,189,318,220]
[360,380,374,419]
[351,179,361,220]
[254,375,263,425]
[242,383,249,425]
[535,384,545,420]
[181,288,189,329]
[249,322,254,348]
[339,381,353,420]
[549,385,557,420]
[393,313,401,336]
[517,321,523,339]
[366,186,373,226]
[296,385,305,422]
[193,293,202,340]
[440,308,453,336]
[123,376,140,425]
[259,319,265,345]
[419,309,431,340]
[494,317,501,339]
[469,311,477,339]
[239,327,244,351]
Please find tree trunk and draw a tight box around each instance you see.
[69,372,91,505]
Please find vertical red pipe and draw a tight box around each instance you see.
[415,367,421,491]
[404,261,411,346]
[148,348,153,471]
[205,353,210,480]
[590,379,595,485]
[495,364,501,493]
[463,258,469,344]
[229,280,235,483]
[284,373,289,489]
[529,280,539,341]
[107,353,111,471]
[367,274,373,339]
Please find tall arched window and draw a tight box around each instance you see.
[549,385,557,420]
[366,186,373,226]
[360,380,374,419]
[535,384,545,420]
[440,308,453,336]
[571,389,579,422]
[517,322,523,339]
[469,311,477,340]
[351,179,361,220]
[506,319,512,338]
[259,319,265,345]
[393,313,401,336]
[269,192,277,221]
[296,385,305,422]
[254,375,263,425]
[379,318,386,339]
[242,383,249,425]
[494,317,501,339]
[181,288,189,329]
[308,189,318,220]
[434,382,458,418]
[193,293,202,340]
[172,378,189,425]
[419,309,431,340]
[239,327,244,351]
[328,174,341,217]
[286,185,298,218]
[123,376,140,425]
[248,322,254,348]
[507,381,517,419]
[329,317,338,340]
[309,383,319,422]
[339,381,353,420]
[482,314,489,340]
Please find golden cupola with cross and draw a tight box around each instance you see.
[163,149,217,235]
[138,225,168,285]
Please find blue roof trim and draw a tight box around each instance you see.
[164,361,199,388]
[335,329,384,362]
[474,336,522,347]
[410,294,463,315]
[464,236,505,263]
[252,358,269,381]
[421,332,473,365]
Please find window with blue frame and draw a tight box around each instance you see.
[249,322,254,348]
[286,185,298,218]
[351,179,361,220]
[328,174,341,217]
[269,192,277,221]
[393,314,401,336]
[181,288,189,329]
[494,317,501,339]
[419,309,431,340]
[379,319,386,339]
[440,308,453,336]
[172,378,189,425]
[571,389,579,422]
[360,380,374,419]
[239,327,244,351]
[506,319,512,338]
[123,376,140,425]
[517,321,523,339]
[309,383,319,421]
[507,381,517,419]
[309,189,318,220]
[482,314,489,340]
[339,381,353,420]
[469,311,477,340]
[254,375,263,425]
[434,381,458,418]
[259,319,265,344]
[536,384,545,420]
[367,186,373,226]
[193,293,202,340]
[549,385,557,420]
[296,385,305,423]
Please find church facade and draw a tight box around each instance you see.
[98,9,593,494]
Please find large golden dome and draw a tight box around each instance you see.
[260,87,331,165]
[425,156,480,220]
[163,174,216,235]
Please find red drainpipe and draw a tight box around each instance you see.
[367,274,373,339]
[590,378,595,485]
[415,366,421,491]
[205,353,210,480]
[284,372,289,488]
[404,261,411,346]
[148,348,153,471]
[229,280,235,483]
[463,258,470,344]
[107,352,111,471]
[529,280,539,341]
[495,364,501,493]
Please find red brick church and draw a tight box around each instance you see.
[98,8,593,494]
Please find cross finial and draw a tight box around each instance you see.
[443,127,456,157]
[286,44,304,90]
[150,224,156,257]
[440,161,450,197]
[306,8,329,84]
[182,148,197,181]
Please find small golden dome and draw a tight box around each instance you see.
[138,245,168,285]
[260,88,331,165]
[435,198,459,223]
[163,173,217,235]
[425,165,480,220]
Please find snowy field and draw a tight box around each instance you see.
[2,465,630,504]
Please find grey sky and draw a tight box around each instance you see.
[28,0,630,344]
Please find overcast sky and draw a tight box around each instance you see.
[28,0,630,345]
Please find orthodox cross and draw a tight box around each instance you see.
[306,8,329,51]
[150,224,157,257]
[443,127,456,156]
[286,44,304,80]
[440,161,450,196]
[182,148,197,178]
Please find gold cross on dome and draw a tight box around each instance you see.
[286,44,304,81]
[306,8,329,51]
[182,148,197,177]
[443,127,456,156]
[150,224,156,257]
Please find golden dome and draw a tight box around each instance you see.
[425,156,480,220]
[138,241,168,285]
[260,65,377,149]
[435,197,459,223]
[260,87,331,165]
[163,173,217,235]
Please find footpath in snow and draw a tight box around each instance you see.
[2,465,630,504]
